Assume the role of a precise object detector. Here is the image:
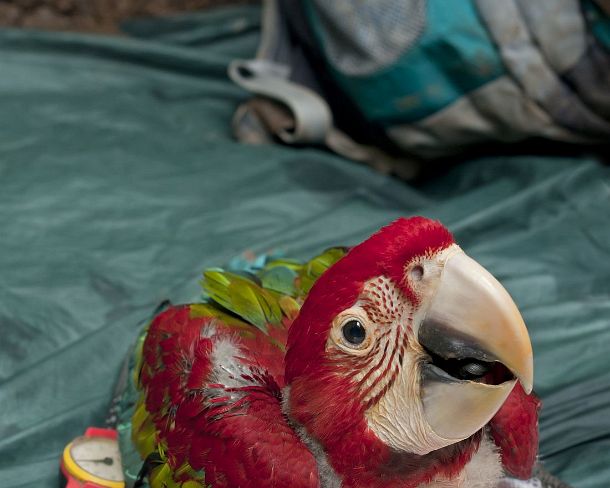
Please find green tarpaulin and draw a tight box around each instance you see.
[0,6,609,488]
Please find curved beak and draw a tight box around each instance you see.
[418,251,533,441]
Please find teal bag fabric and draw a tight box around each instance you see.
[303,0,610,154]
[302,0,506,125]
[0,5,609,488]
[231,0,610,159]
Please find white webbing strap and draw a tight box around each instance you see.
[229,59,420,179]
[228,59,332,144]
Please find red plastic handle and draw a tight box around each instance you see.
[84,427,118,440]
[65,476,105,488]
[65,476,81,488]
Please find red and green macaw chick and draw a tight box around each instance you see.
[131,217,539,488]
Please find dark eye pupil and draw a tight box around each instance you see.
[342,320,366,345]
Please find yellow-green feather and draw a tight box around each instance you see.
[118,248,349,487]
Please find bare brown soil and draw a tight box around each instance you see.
[0,0,256,33]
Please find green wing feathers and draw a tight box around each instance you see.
[201,270,283,333]
[117,248,348,487]
[200,248,348,330]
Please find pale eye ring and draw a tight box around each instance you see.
[341,319,366,346]
[410,264,424,281]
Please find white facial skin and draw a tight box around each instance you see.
[325,246,458,454]
[324,244,532,455]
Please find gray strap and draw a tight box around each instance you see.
[231,96,421,179]
[228,59,332,144]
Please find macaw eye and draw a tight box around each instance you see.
[410,264,424,281]
[342,319,366,345]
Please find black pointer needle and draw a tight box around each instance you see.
[78,457,114,465]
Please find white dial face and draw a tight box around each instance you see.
[70,436,124,482]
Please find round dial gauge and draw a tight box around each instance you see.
[63,436,124,488]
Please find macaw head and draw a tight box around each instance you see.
[284,217,538,486]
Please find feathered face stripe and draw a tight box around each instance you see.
[326,275,413,409]
[286,217,454,385]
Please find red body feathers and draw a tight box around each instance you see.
[139,305,319,487]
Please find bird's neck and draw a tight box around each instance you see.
[282,385,481,488]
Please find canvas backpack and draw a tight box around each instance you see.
[229,0,610,177]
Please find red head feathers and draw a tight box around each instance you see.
[284,217,538,487]
[286,217,454,381]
